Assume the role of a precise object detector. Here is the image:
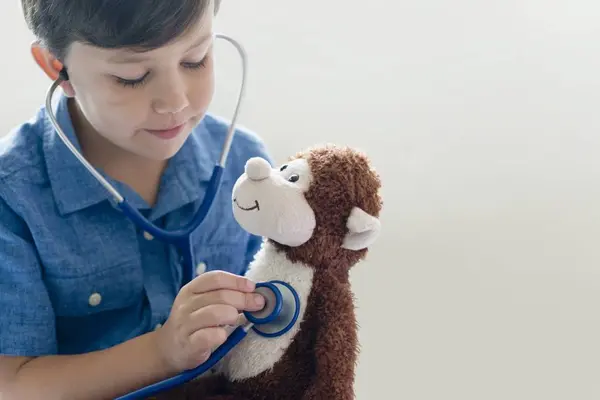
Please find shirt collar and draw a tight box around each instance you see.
[43,91,218,218]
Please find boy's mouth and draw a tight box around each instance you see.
[145,122,187,140]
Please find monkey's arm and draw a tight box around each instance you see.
[302,278,358,400]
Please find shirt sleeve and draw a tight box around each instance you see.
[0,195,57,356]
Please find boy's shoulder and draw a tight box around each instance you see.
[201,113,265,150]
[199,113,271,160]
[193,113,274,179]
[0,107,47,184]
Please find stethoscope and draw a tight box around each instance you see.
[116,280,300,399]
[45,33,301,399]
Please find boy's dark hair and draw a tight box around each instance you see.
[22,0,220,62]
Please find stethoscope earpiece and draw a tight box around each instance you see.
[58,67,69,81]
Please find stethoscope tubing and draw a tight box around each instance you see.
[44,32,247,237]
[114,281,301,399]
[45,32,248,284]
[43,33,273,399]
[114,322,253,400]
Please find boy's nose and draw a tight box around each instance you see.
[245,157,271,181]
[153,80,189,114]
[154,95,188,114]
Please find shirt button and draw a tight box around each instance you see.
[88,292,102,307]
[143,231,154,240]
[154,323,162,330]
[196,262,207,275]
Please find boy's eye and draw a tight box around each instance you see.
[114,72,150,88]
[182,55,209,70]
[113,55,209,88]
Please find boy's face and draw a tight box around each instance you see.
[59,10,215,162]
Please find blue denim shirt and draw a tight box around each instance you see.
[0,92,271,357]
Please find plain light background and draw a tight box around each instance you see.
[2,1,600,399]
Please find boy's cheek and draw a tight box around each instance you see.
[188,78,215,115]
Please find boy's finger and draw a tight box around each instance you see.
[188,326,229,358]
[186,289,265,313]
[187,304,240,333]
[184,270,255,295]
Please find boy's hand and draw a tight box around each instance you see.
[154,271,265,373]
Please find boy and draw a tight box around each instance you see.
[0,0,270,398]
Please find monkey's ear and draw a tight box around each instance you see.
[341,207,381,250]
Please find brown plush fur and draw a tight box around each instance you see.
[153,145,382,400]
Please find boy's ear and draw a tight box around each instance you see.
[30,41,75,97]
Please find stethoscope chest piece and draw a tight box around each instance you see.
[244,281,300,337]
[115,279,301,400]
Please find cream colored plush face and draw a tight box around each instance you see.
[232,157,316,247]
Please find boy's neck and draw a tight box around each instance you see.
[67,98,166,207]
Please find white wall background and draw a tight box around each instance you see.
[3,1,600,399]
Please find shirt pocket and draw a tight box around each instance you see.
[44,259,144,317]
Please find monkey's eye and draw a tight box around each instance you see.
[288,174,299,183]
[280,165,288,171]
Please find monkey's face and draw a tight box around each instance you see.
[232,156,316,247]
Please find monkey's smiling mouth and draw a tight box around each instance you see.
[234,198,260,211]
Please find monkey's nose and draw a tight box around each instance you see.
[245,157,271,181]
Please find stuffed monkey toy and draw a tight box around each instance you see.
[156,144,383,400]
